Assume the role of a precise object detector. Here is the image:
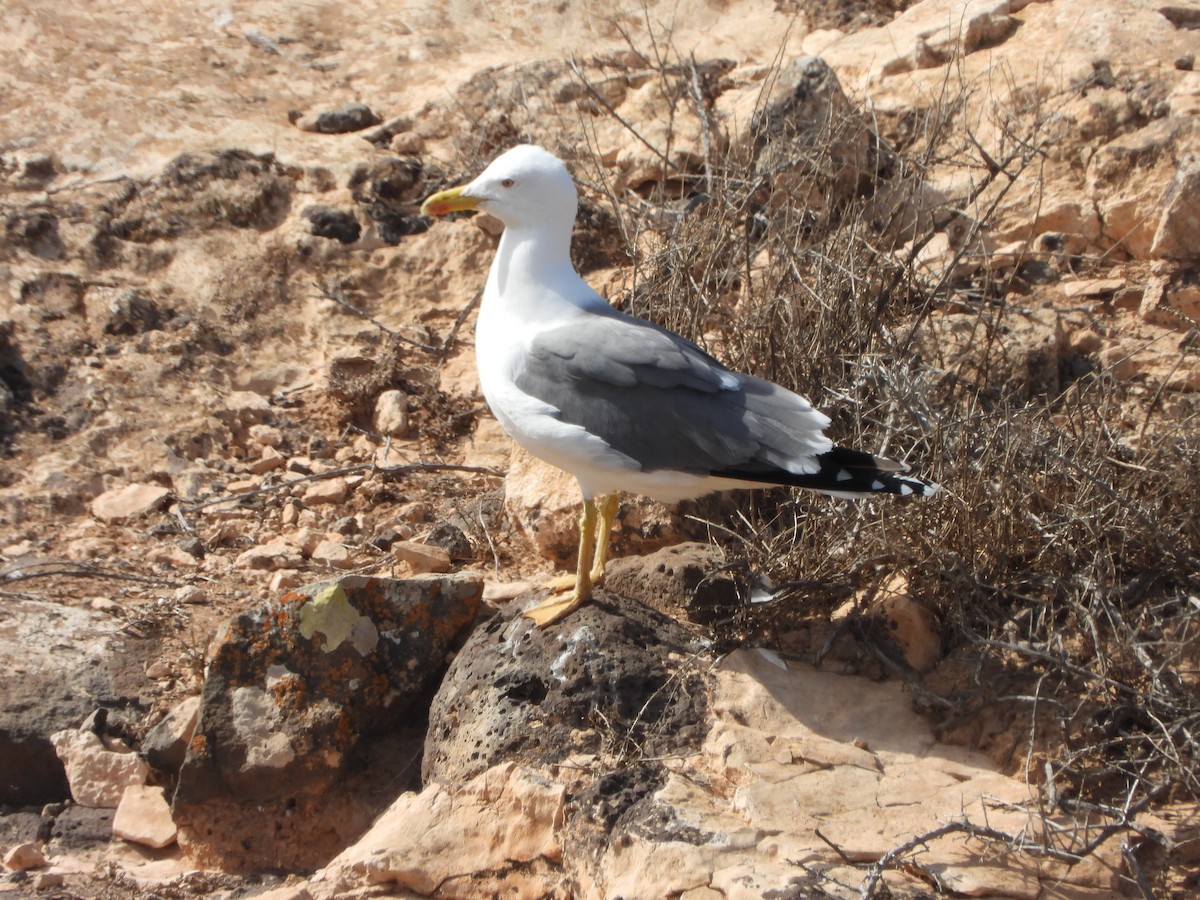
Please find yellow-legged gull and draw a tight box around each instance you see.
[421,145,939,626]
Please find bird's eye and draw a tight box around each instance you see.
[501,178,515,188]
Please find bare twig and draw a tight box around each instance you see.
[318,281,439,352]
[182,461,503,513]
[1,564,183,588]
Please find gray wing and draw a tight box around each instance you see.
[515,308,832,475]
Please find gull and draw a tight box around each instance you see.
[421,145,939,626]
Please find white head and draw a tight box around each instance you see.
[421,145,578,231]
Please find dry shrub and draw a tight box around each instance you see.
[425,22,1199,876]
[550,28,1200,874]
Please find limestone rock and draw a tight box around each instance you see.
[248,424,285,448]
[173,574,483,871]
[235,536,304,570]
[247,445,286,474]
[90,483,171,521]
[33,873,66,890]
[0,599,153,806]
[1150,154,1200,260]
[303,477,349,505]
[113,784,177,849]
[392,539,451,574]
[254,885,314,900]
[373,389,410,437]
[311,539,355,569]
[1138,275,1183,328]
[865,574,942,673]
[1089,117,1199,258]
[50,728,150,808]
[1169,284,1200,324]
[2,841,46,871]
[423,591,710,784]
[1069,328,1104,355]
[390,131,424,155]
[581,649,1057,899]
[461,416,511,469]
[608,63,727,193]
[501,446,582,563]
[321,763,565,897]
[1062,277,1126,299]
[141,695,200,776]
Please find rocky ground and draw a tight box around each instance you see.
[2,1,1200,898]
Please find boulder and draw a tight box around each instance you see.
[173,573,483,871]
[320,763,565,897]
[0,599,152,805]
[46,805,114,851]
[302,477,349,505]
[234,536,305,570]
[311,540,355,569]
[863,574,943,673]
[1088,117,1200,258]
[294,103,381,134]
[603,542,741,624]
[748,55,879,214]
[423,590,711,784]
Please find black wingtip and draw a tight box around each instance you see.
[714,445,941,498]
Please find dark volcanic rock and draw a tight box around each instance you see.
[94,288,165,335]
[301,103,382,134]
[348,156,433,244]
[0,810,50,849]
[426,522,474,562]
[172,573,483,871]
[109,149,294,242]
[604,542,742,624]
[0,599,153,805]
[423,590,712,785]
[749,55,885,215]
[141,695,200,777]
[47,804,113,850]
[303,204,361,244]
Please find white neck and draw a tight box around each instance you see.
[492,221,572,287]
[483,218,606,321]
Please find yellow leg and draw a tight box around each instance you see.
[589,494,619,582]
[543,494,619,593]
[524,498,598,627]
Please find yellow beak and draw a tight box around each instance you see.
[420,185,482,217]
